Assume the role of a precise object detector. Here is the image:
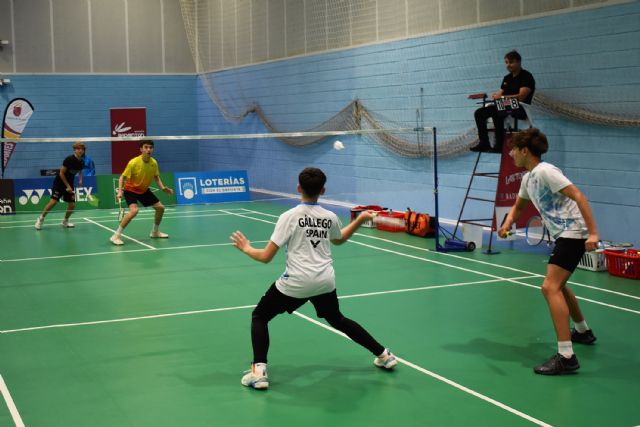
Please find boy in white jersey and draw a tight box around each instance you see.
[230,167,397,390]
[498,128,599,375]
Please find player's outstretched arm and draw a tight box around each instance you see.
[117,175,126,201]
[155,175,174,195]
[230,230,279,263]
[332,210,374,245]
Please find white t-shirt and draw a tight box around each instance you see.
[270,203,343,298]
[518,162,588,239]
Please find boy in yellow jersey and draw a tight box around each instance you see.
[110,141,174,246]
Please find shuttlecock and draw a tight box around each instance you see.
[333,140,345,150]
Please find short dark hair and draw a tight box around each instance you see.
[512,128,548,158]
[139,140,154,148]
[504,50,522,62]
[299,167,326,198]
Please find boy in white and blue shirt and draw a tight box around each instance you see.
[231,167,397,389]
[499,128,599,375]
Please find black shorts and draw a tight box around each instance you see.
[50,182,75,203]
[253,283,341,321]
[548,237,586,273]
[123,189,159,207]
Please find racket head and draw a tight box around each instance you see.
[525,215,545,246]
[87,194,100,207]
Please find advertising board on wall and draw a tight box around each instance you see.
[175,171,250,205]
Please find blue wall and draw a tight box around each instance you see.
[0,75,198,177]
[196,2,640,244]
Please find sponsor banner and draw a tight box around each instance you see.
[13,176,98,212]
[0,179,16,215]
[175,171,250,205]
[494,134,538,229]
[110,107,147,174]
[96,172,176,210]
[2,98,35,178]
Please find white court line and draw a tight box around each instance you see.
[0,374,25,427]
[348,239,640,316]
[0,207,252,225]
[239,208,640,302]
[292,311,551,427]
[233,209,640,315]
[0,278,503,334]
[0,212,238,228]
[0,304,257,334]
[0,241,269,263]
[84,218,156,250]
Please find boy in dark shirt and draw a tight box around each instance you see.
[471,50,536,153]
[35,142,85,230]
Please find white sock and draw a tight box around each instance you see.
[38,215,44,221]
[377,349,389,359]
[574,320,589,333]
[558,341,574,358]
[153,224,159,232]
[116,226,123,235]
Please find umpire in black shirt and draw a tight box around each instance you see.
[471,50,535,153]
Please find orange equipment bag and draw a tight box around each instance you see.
[404,208,436,237]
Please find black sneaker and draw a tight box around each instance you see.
[571,328,597,345]
[470,144,490,152]
[534,353,580,375]
[488,146,503,153]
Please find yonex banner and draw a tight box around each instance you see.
[0,179,16,215]
[174,171,250,205]
[13,176,98,212]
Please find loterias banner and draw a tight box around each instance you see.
[2,98,35,178]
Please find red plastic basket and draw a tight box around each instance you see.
[604,249,640,280]
[375,211,405,232]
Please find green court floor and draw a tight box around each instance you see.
[1,199,639,426]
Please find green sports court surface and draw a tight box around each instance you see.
[1,195,639,427]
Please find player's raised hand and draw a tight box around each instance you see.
[230,230,250,252]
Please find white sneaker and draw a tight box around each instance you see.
[150,230,169,238]
[374,349,397,370]
[61,219,75,228]
[241,363,269,389]
[35,217,43,230]
[110,234,124,246]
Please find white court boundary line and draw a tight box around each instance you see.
[0,211,241,229]
[0,277,522,334]
[293,311,552,427]
[0,241,269,263]
[0,374,25,427]
[231,209,640,315]
[84,218,155,250]
[239,208,640,303]
[0,207,260,229]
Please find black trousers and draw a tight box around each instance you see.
[250,283,385,363]
[474,105,527,148]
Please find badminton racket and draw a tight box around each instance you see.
[525,215,547,246]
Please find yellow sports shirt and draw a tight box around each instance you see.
[123,156,159,194]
